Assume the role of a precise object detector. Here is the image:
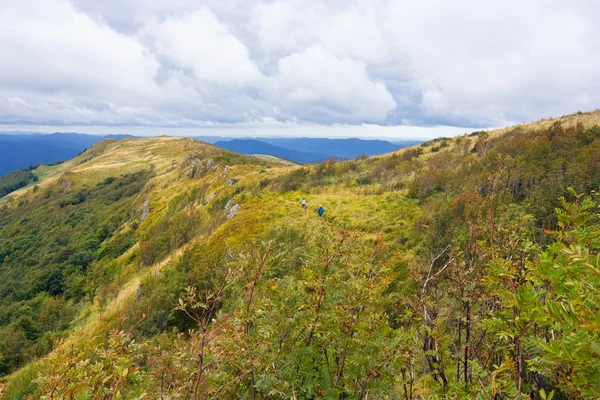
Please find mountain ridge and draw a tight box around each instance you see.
[1,110,600,398]
[0,133,415,177]
[214,139,326,164]
[0,133,137,176]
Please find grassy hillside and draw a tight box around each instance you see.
[0,133,136,177]
[1,113,600,399]
[489,109,600,137]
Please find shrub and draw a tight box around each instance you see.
[399,147,423,161]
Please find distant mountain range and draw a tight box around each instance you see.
[214,138,421,164]
[0,132,424,176]
[214,140,329,163]
[0,133,134,176]
[262,138,418,159]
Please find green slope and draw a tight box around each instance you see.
[1,114,600,399]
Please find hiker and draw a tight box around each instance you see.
[317,205,324,217]
[301,197,307,209]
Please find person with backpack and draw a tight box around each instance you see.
[317,205,324,217]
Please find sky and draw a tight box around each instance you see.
[0,0,599,139]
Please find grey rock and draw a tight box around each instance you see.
[58,175,73,189]
[140,198,153,223]
[183,157,218,179]
[219,166,229,179]
[183,157,205,179]
[226,203,241,220]
[224,198,241,219]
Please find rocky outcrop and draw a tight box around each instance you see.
[183,157,217,179]
[224,199,240,220]
[183,157,204,179]
[58,174,73,189]
[140,198,153,223]
[218,166,229,179]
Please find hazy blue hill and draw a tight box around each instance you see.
[389,139,426,147]
[187,135,232,144]
[214,139,328,163]
[212,137,418,163]
[260,137,414,158]
[0,133,135,176]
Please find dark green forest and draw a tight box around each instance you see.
[0,170,152,375]
[0,166,38,198]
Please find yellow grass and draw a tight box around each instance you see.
[488,109,600,138]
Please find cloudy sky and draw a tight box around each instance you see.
[0,0,598,138]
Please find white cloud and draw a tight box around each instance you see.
[0,0,159,100]
[0,0,167,126]
[251,0,326,52]
[0,0,599,134]
[320,4,388,64]
[381,0,600,125]
[142,8,261,86]
[251,0,389,63]
[273,46,396,123]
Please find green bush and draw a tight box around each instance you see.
[0,166,37,198]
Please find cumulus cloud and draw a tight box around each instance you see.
[381,0,600,126]
[273,46,396,123]
[0,0,163,125]
[0,1,160,96]
[141,9,261,86]
[252,0,389,63]
[0,0,599,133]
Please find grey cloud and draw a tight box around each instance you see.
[0,0,599,131]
